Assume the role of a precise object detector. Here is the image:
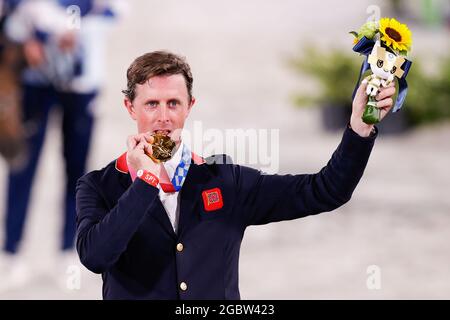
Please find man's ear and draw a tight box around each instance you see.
[185,97,195,119]
[124,98,137,120]
[188,97,195,111]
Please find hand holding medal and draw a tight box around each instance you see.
[126,132,169,177]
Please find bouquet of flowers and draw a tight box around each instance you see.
[350,18,413,124]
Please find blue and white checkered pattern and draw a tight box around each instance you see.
[171,144,192,191]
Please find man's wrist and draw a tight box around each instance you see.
[136,169,159,188]
[349,115,376,138]
[348,123,376,138]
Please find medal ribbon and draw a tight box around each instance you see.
[159,144,192,193]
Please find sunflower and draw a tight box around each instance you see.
[379,17,412,53]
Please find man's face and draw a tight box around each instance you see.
[124,74,195,144]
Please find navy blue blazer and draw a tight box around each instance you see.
[75,127,377,300]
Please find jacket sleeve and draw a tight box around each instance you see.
[234,126,377,226]
[75,177,159,274]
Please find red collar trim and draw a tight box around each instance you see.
[115,152,129,174]
[115,151,205,174]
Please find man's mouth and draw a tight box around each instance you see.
[153,130,171,135]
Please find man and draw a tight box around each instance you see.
[76,51,396,299]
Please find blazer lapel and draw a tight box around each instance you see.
[178,162,212,238]
[151,200,177,239]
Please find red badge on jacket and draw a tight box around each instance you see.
[202,188,224,212]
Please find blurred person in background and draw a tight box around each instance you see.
[0,0,125,291]
[75,51,397,299]
[0,0,25,171]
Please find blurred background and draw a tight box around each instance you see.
[0,0,449,299]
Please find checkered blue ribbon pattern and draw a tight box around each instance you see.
[171,144,192,192]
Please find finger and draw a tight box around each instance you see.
[127,135,138,151]
[376,86,396,101]
[137,133,154,145]
[361,76,370,86]
[144,143,153,156]
[354,81,368,105]
[387,81,395,87]
[377,97,393,110]
[357,80,368,97]
[143,132,154,144]
[135,140,148,152]
[133,132,154,145]
[134,134,145,146]
[352,81,369,114]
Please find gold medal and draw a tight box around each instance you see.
[147,133,176,163]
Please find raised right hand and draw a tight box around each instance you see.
[126,132,162,178]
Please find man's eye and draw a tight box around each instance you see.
[390,66,397,74]
[168,101,178,107]
[377,59,384,68]
[147,101,158,107]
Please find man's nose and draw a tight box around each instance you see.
[157,105,169,122]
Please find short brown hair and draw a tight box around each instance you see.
[122,51,193,101]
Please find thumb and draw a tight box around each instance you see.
[355,78,369,100]
[358,79,368,94]
[353,79,369,112]
[135,140,147,152]
[144,143,153,156]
